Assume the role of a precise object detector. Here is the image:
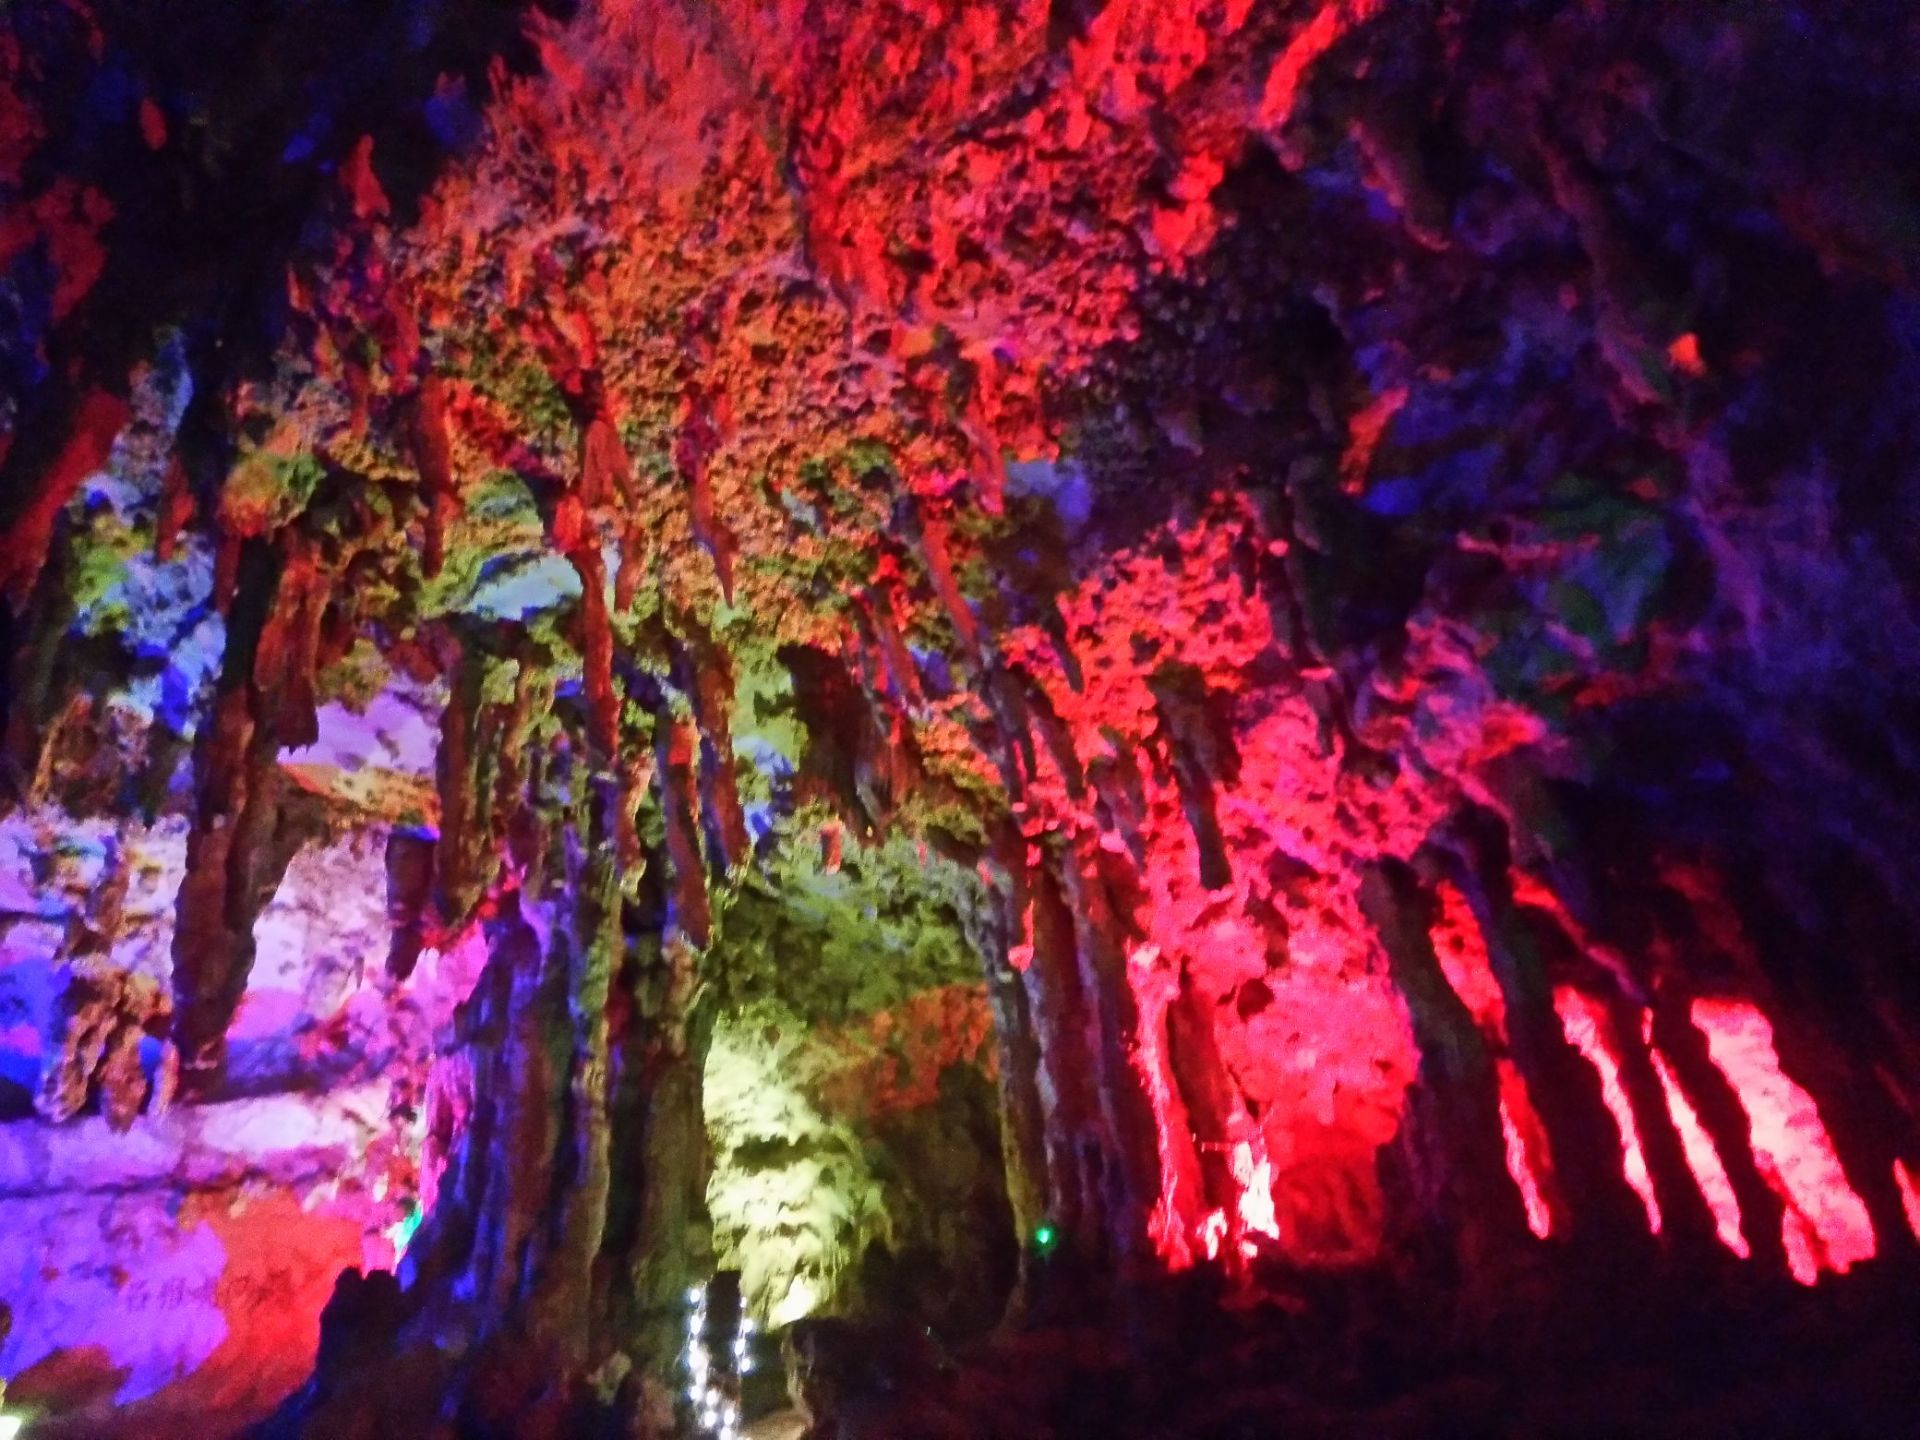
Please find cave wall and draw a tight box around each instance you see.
[0,807,477,1436]
[2,0,1919,1434]
[704,832,1014,1335]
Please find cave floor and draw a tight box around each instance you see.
[772,1259,1920,1440]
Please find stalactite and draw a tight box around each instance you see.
[1484,861,1700,1258]
[1160,962,1242,1250]
[1015,666,1087,806]
[1361,859,1531,1291]
[1512,863,1727,1258]
[580,409,632,509]
[1016,850,1102,1268]
[875,701,926,840]
[1596,989,1723,1259]
[782,642,888,833]
[1437,812,1655,1254]
[857,577,923,712]
[1654,861,1914,1267]
[359,666,721,1424]
[432,638,500,929]
[468,889,567,1323]
[557,496,621,761]
[683,630,750,873]
[383,828,437,980]
[656,712,712,949]
[530,765,621,1359]
[1646,998,1790,1275]
[1737,991,1918,1267]
[401,896,514,1308]
[1126,945,1210,1268]
[1249,487,1375,769]
[410,372,455,578]
[398,791,603,1384]
[1715,866,1920,1264]
[170,537,302,1084]
[252,530,335,751]
[677,378,736,601]
[1054,840,1167,1276]
[979,840,1053,1282]
[1083,743,1151,869]
[1149,664,1238,892]
[616,914,716,1428]
[908,487,983,659]
[982,665,1041,800]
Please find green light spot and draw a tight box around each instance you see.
[1033,1223,1058,1251]
[387,1202,424,1257]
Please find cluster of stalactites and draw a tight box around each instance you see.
[1428,872,1905,1284]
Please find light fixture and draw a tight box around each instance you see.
[0,1412,24,1440]
[682,1276,754,1440]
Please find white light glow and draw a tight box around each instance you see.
[683,1275,738,1440]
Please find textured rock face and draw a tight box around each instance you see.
[705,837,1013,1334]
[0,811,478,1435]
[3,0,1920,1434]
